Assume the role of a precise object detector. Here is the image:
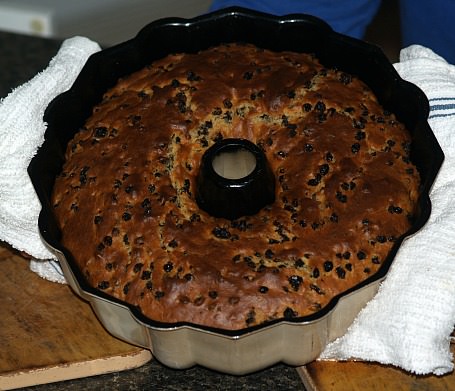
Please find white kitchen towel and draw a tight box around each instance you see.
[320,45,455,375]
[1,39,454,375]
[0,36,101,282]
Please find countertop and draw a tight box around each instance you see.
[0,30,305,391]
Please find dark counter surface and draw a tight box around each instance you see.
[23,362,305,391]
[0,30,305,390]
[0,31,62,97]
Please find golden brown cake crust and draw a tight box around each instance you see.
[51,43,420,330]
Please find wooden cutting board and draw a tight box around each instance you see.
[298,340,455,390]
[0,242,152,390]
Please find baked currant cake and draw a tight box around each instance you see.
[51,43,420,330]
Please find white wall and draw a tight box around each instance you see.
[0,0,212,45]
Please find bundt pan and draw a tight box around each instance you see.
[28,7,443,375]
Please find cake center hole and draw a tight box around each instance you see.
[212,147,256,180]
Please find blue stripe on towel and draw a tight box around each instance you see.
[428,97,455,119]
[430,104,455,111]
[429,112,455,119]
[49,260,64,277]
[429,97,455,101]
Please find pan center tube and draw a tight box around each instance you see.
[195,138,276,220]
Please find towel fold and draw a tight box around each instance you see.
[320,45,455,376]
[0,38,454,375]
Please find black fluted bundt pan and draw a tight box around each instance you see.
[28,7,443,374]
